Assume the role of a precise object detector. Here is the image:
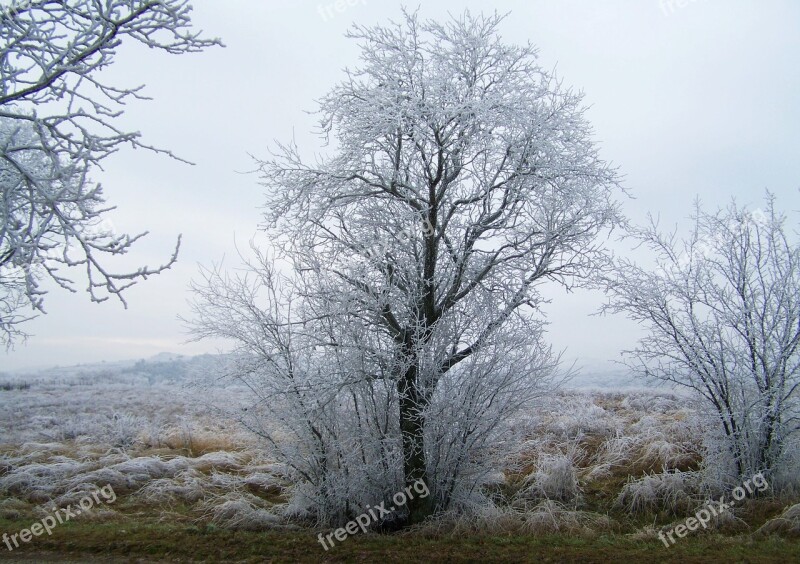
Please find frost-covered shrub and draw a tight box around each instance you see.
[189,451,245,473]
[243,472,285,495]
[585,435,636,480]
[0,471,41,497]
[522,500,614,534]
[619,414,704,474]
[603,196,800,484]
[200,492,285,531]
[620,392,680,414]
[56,416,98,441]
[65,468,130,497]
[614,470,702,516]
[0,456,97,501]
[110,456,170,477]
[518,453,582,506]
[544,396,621,440]
[136,468,209,504]
[107,413,146,449]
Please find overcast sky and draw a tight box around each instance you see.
[4,0,800,372]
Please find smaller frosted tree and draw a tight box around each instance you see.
[602,194,800,487]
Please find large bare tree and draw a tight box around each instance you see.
[190,11,622,526]
[0,0,220,345]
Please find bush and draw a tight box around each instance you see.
[614,470,702,516]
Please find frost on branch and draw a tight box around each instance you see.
[0,0,221,345]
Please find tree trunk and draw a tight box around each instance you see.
[397,359,433,525]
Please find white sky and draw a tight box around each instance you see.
[4,0,800,372]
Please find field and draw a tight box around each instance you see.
[1,356,798,562]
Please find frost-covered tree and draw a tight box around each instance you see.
[0,0,220,345]
[189,11,622,526]
[602,194,800,486]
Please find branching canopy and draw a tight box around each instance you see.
[0,0,221,345]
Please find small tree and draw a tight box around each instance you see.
[602,194,800,487]
[190,11,621,526]
[0,0,220,345]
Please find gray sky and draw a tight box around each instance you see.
[4,0,800,372]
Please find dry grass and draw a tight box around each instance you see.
[614,470,702,516]
[757,503,800,538]
[407,501,619,538]
[1,380,797,541]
